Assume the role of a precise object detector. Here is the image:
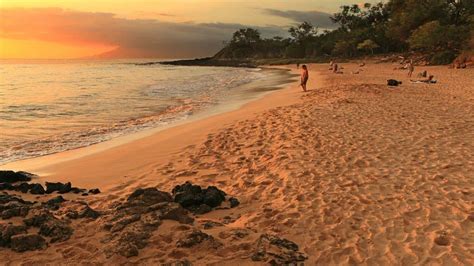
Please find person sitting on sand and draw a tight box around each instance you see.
[411,75,437,84]
[417,70,427,78]
[300,65,309,92]
[406,60,415,77]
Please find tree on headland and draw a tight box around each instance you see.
[214,0,474,64]
[287,22,319,58]
[288,22,318,44]
[230,28,261,45]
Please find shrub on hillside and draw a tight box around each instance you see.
[430,51,457,65]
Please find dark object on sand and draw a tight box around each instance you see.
[387,79,402,86]
[0,182,45,195]
[172,181,238,214]
[10,234,47,252]
[45,182,72,194]
[0,224,28,247]
[229,197,240,208]
[251,234,308,264]
[0,171,34,183]
[89,188,101,194]
[103,187,194,258]
[176,230,222,248]
[172,182,226,214]
[45,196,66,206]
[29,183,46,195]
[23,210,74,243]
[411,75,437,84]
[67,205,101,220]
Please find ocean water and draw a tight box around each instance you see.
[0,59,292,165]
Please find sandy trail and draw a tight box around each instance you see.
[1,63,473,265]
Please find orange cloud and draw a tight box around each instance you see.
[0,8,286,59]
[0,38,116,59]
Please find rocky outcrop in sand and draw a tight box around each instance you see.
[0,174,102,253]
[102,187,194,257]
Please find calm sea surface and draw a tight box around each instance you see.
[0,59,292,165]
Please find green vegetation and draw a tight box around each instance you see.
[214,0,474,64]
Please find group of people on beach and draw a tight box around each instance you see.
[406,60,437,84]
[298,59,440,92]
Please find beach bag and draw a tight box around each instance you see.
[387,79,402,86]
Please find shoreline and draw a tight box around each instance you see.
[1,65,304,189]
[1,66,295,171]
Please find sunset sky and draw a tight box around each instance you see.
[0,0,380,59]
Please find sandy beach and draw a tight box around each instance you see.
[1,63,473,264]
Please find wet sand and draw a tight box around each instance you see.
[1,63,473,264]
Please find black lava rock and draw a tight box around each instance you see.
[0,194,32,205]
[89,188,101,194]
[127,187,173,205]
[229,197,240,208]
[70,187,86,194]
[203,186,226,208]
[194,204,213,215]
[68,205,100,220]
[24,211,73,243]
[172,182,228,214]
[0,224,28,247]
[45,196,66,205]
[45,182,72,194]
[0,171,33,183]
[15,183,30,193]
[176,230,221,248]
[29,183,45,195]
[0,183,14,190]
[10,234,46,252]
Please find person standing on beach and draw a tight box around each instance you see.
[300,65,309,92]
[407,60,414,77]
